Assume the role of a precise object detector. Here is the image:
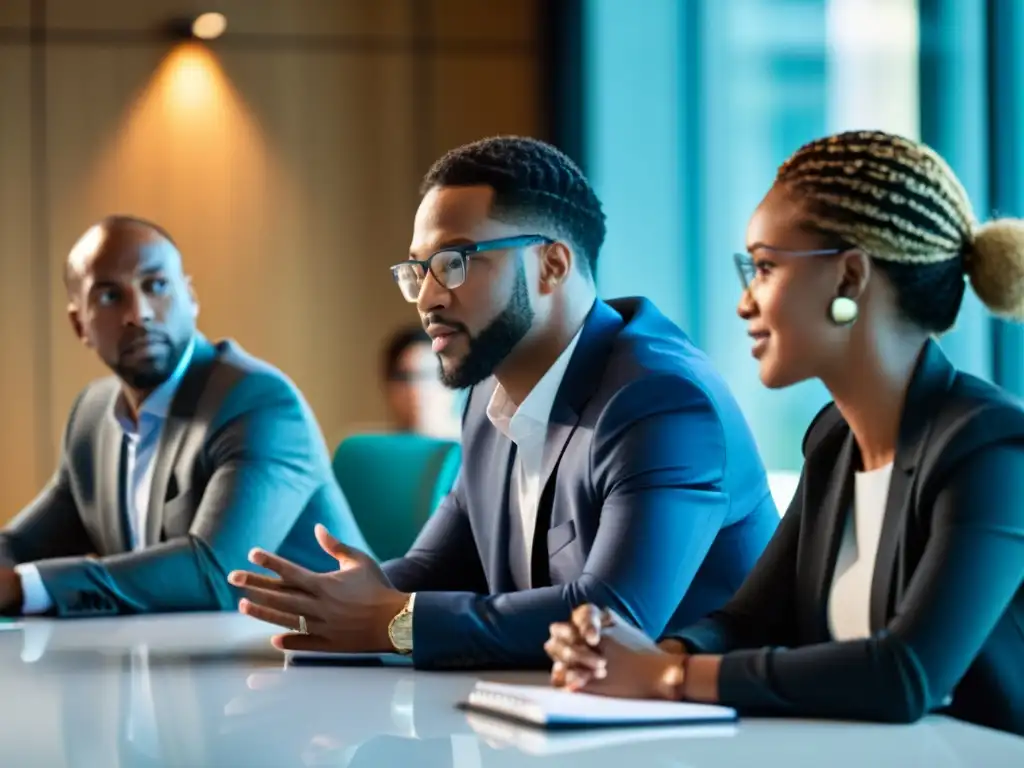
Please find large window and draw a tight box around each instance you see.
[985,0,1024,394]
[583,0,1024,472]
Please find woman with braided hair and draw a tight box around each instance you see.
[543,130,1024,735]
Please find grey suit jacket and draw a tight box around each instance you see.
[0,335,369,616]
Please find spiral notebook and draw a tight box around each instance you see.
[458,682,738,730]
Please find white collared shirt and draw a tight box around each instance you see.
[112,338,196,552]
[16,337,196,614]
[485,329,583,590]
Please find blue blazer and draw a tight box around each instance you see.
[383,297,779,669]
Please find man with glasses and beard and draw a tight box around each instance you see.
[0,215,369,616]
[230,137,779,669]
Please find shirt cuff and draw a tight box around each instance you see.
[14,564,54,615]
[406,592,416,651]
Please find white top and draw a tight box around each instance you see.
[486,329,583,590]
[827,462,893,641]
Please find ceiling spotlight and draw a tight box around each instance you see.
[191,12,227,40]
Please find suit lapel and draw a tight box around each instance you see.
[144,338,219,547]
[96,398,128,555]
[869,462,914,630]
[537,300,623,502]
[530,300,624,579]
[812,430,857,637]
[869,339,956,630]
[485,430,517,593]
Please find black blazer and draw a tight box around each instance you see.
[674,340,1024,736]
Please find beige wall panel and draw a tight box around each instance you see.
[0,0,30,27]
[45,42,418,454]
[46,0,412,38]
[45,45,166,448]
[212,46,421,445]
[0,48,43,521]
[430,53,541,159]
[429,0,538,44]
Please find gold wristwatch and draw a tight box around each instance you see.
[387,595,414,654]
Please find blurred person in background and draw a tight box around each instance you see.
[0,215,370,617]
[381,325,460,439]
[544,130,1024,737]
[230,136,778,669]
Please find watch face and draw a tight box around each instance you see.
[390,612,413,650]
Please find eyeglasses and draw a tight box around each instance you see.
[733,246,846,290]
[390,235,554,303]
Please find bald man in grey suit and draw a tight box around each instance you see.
[0,215,370,617]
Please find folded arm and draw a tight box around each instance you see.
[1,468,93,573]
[410,375,732,669]
[32,374,329,616]
[1,388,95,572]
[1,465,98,614]
[704,442,1024,723]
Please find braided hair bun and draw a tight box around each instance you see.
[967,220,1024,320]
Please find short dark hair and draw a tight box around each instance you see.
[420,136,607,276]
[64,214,179,293]
[382,325,430,381]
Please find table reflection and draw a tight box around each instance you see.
[0,615,1022,768]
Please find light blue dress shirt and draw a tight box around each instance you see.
[16,338,196,614]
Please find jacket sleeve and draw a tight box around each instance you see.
[670,471,804,654]
[0,390,94,570]
[381,469,488,594]
[0,465,93,571]
[408,374,736,669]
[670,403,842,653]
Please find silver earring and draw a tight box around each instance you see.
[830,296,859,325]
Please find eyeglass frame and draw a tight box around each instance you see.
[733,245,849,291]
[390,234,555,302]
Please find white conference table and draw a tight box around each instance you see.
[0,613,1021,767]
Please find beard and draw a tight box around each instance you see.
[113,333,191,391]
[438,265,534,390]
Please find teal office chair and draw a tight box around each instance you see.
[331,433,461,562]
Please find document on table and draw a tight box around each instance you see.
[459,682,738,730]
[0,617,23,631]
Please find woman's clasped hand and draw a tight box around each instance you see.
[545,604,688,700]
